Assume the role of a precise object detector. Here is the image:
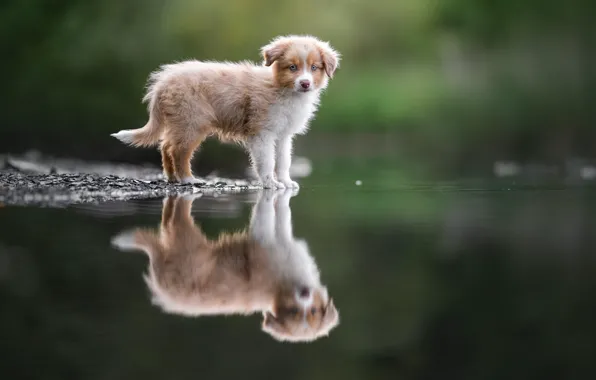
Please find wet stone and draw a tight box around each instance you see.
[0,153,263,207]
[0,170,261,207]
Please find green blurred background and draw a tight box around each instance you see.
[3,0,595,177]
[4,3,596,378]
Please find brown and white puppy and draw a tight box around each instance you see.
[111,190,339,342]
[111,35,340,189]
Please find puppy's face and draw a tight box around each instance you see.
[261,35,341,94]
[262,285,339,342]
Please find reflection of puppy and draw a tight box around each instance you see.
[111,190,339,342]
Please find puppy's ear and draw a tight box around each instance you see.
[322,298,339,329]
[318,43,341,78]
[261,39,289,66]
[262,311,286,338]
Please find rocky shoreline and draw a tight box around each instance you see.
[0,153,261,207]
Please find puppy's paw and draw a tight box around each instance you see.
[279,187,299,200]
[180,176,203,185]
[181,192,203,201]
[163,172,178,183]
[261,176,285,190]
[279,178,300,189]
[260,189,279,203]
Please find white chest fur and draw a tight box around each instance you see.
[265,92,320,136]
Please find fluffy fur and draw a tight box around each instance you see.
[111,35,340,189]
[111,190,339,342]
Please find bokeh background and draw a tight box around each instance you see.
[3,0,596,180]
[4,2,596,379]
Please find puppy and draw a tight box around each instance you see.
[111,35,340,189]
[111,190,339,342]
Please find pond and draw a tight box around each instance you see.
[2,171,596,379]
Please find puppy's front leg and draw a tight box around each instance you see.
[275,189,297,245]
[248,133,285,189]
[275,135,299,189]
[249,190,278,244]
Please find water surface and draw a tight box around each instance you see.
[2,179,596,380]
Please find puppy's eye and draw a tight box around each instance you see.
[289,64,297,71]
[310,307,317,315]
[289,307,299,315]
[311,64,317,71]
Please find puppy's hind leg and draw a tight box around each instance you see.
[160,196,177,230]
[171,195,198,229]
[170,133,207,184]
[160,141,177,182]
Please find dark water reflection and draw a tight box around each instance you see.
[110,191,339,342]
[2,182,596,379]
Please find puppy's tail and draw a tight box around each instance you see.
[111,73,165,147]
[111,122,162,147]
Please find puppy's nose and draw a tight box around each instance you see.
[299,287,310,298]
[300,80,311,89]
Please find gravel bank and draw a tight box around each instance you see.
[0,153,261,207]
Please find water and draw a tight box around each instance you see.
[2,179,596,379]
